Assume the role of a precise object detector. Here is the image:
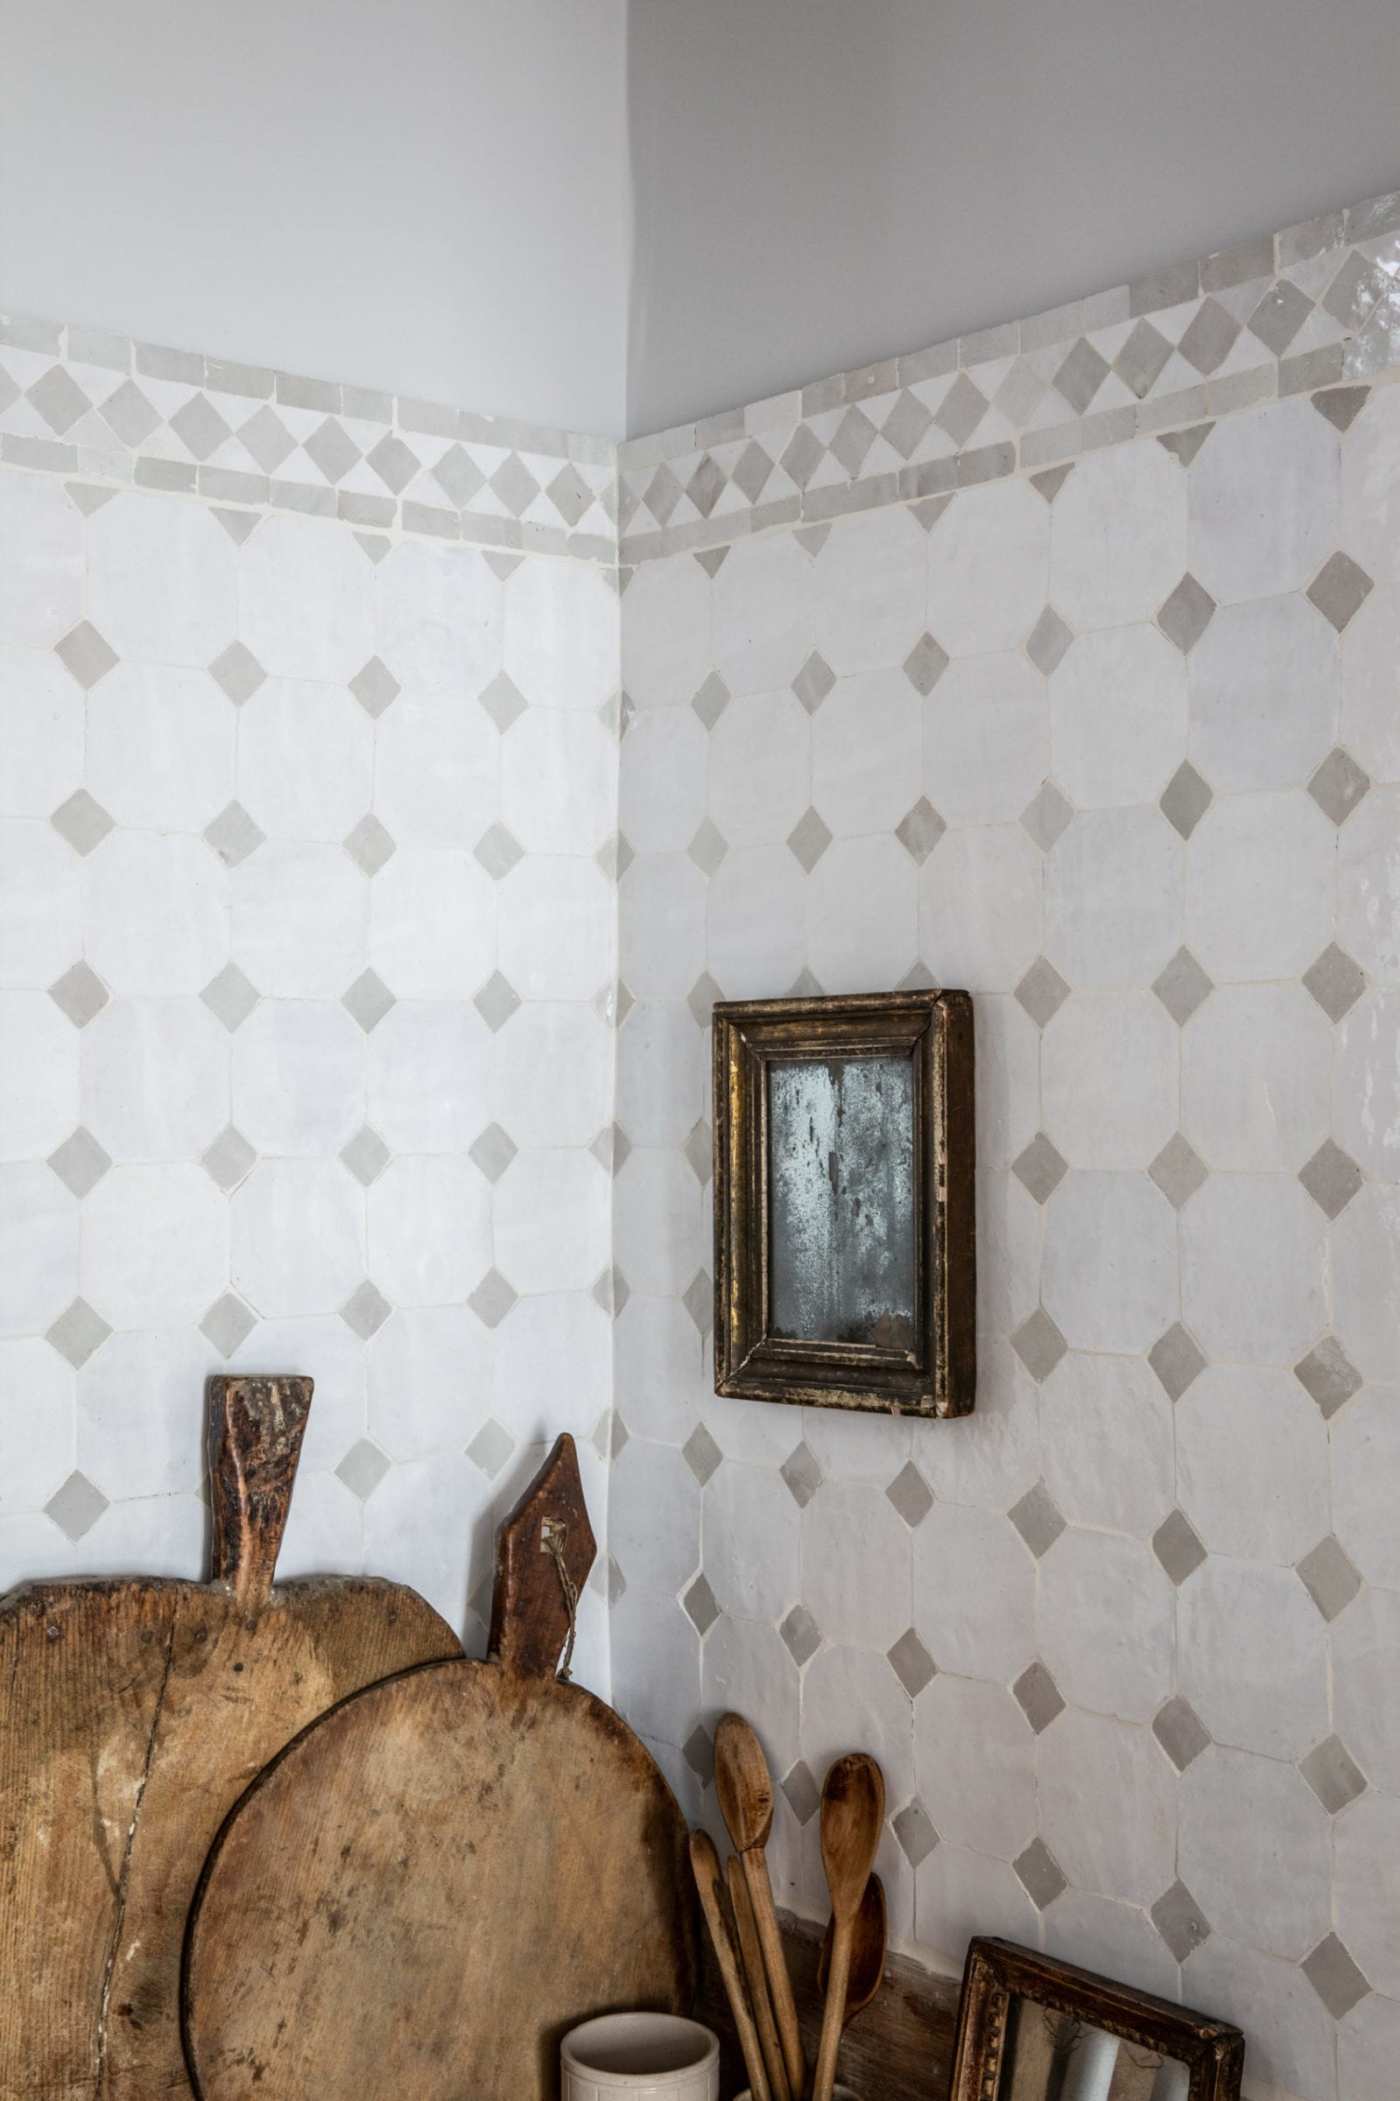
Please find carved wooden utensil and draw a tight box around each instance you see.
[183,1433,697,2101]
[690,1831,773,2101]
[0,1376,461,2101]
[714,1712,806,2101]
[813,1754,886,2101]
[817,1873,887,2029]
[727,1852,793,2101]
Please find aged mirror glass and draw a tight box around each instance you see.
[1001,2002,1189,2100]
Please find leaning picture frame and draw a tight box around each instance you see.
[712,989,975,1418]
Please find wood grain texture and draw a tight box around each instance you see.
[0,1376,461,2101]
[183,1434,697,2101]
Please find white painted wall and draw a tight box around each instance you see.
[625,0,1400,433]
[0,0,630,435]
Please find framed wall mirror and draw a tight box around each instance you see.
[712,989,975,1418]
[950,1939,1244,2101]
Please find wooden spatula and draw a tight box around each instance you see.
[714,1713,805,2101]
[689,1832,773,2101]
[817,1872,887,2029]
[813,1753,886,2101]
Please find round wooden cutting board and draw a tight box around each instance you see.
[182,1434,696,2101]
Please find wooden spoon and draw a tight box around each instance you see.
[727,1852,793,2101]
[689,1830,773,2101]
[817,1872,887,2028]
[812,1754,886,2101]
[714,1713,805,2101]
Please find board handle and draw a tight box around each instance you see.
[488,1432,597,1680]
[207,1375,314,1612]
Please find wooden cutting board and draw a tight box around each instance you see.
[0,1375,462,2101]
[183,1433,697,2101]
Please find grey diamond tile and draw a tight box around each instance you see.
[1009,1482,1067,1559]
[1302,943,1366,1023]
[780,425,825,491]
[893,796,946,865]
[170,392,233,461]
[491,454,540,517]
[614,981,635,1028]
[49,961,109,1029]
[1296,1534,1362,1621]
[29,365,92,435]
[599,1552,627,1607]
[200,1290,258,1358]
[687,818,728,876]
[882,389,934,459]
[335,1436,391,1500]
[682,1269,713,1335]
[1309,551,1375,633]
[1178,297,1241,376]
[1153,1694,1211,1771]
[829,406,878,479]
[935,371,989,445]
[341,1279,392,1340]
[1248,279,1315,355]
[1114,319,1174,399]
[201,962,258,1033]
[204,800,265,868]
[781,1604,822,1668]
[782,1759,821,1825]
[730,441,775,505]
[366,431,420,496]
[791,649,837,714]
[51,789,114,856]
[683,1423,723,1487]
[1159,760,1214,842]
[1152,947,1214,1026]
[685,454,725,519]
[434,443,487,509]
[349,655,401,720]
[1011,1308,1069,1383]
[1013,1661,1066,1735]
[197,1123,254,1193]
[788,967,824,997]
[467,1417,516,1479]
[472,823,524,880]
[1152,1880,1211,1961]
[237,404,297,473]
[468,1269,518,1329]
[685,975,721,1036]
[1025,605,1073,676]
[885,1459,934,1529]
[45,1469,109,1542]
[691,671,731,730]
[679,1724,713,1785]
[787,807,832,872]
[1015,957,1071,1029]
[592,1266,630,1318]
[1014,1837,1067,1911]
[595,832,633,882]
[1158,422,1215,468]
[1157,573,1217,655]
[1053,336,1111,414]
[1312,385,1371,434]
[474,970,521,1033]
[479,671,527,732]
[1149,1321,1207,1400]
[46,1126,112,1199]
[339,1124,390,1187]
[1294,1336,1363,1419]
[1012,1134,1068,1206]
[1149,1133,1209,1210]
[1302,1933,1370,2019]
[461,1124,516,1190]
[1308,746,1371,825]
[693,545,730,578]
[1029,464,1074,505]
[98,377,161,447]
[45,1297,112,1369]
[1153,1508,1207,1585]
[903,631,950,696]
[1300,1732,1368,1814]
[683,1120,712,1186]
[1323,252,1387,332]
[780,1440,822,1509]
[893,1799,939,1869]
[545,462,592,526]
[683,1572,720,1637]
[642,462,683,523]
[209,639,266,706]
[1299,1138,1363,1219]
[342,968,396,1034]
[344,812,397,876]
[592,1123,632,1175]
[888,1627,937,1699]
[1019,781,1073,855]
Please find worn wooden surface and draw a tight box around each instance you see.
[699,1909,961,2101]
[0,1376,461,2101]
[183,1433,696,2101]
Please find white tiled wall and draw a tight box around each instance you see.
[610,383,1400,2101]
[0,469,620,1688]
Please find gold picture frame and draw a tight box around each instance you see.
[712,989,975,1418]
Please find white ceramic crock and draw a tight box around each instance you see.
[562,2012,720,2101]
